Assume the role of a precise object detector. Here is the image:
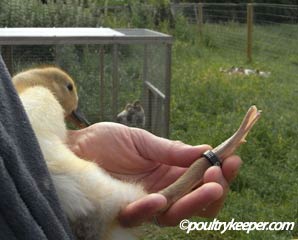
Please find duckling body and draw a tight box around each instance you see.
[13,67,145,240]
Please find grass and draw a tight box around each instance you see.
[8,17,298,239]
[141,22,298,239]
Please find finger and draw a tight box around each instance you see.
[204,166,228,189]
[157,182,223,226]
[200,157,242,218]
[221,155,242,184]
[131,128,211,167]
[199,166,228,217]
[118,194,167,227]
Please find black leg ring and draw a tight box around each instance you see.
[203,150,222,167]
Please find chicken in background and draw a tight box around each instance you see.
[117,100,146,128]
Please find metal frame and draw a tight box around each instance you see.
[0,28,173,137]
[0,28,172,45]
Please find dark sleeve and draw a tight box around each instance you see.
[0,55,74,240]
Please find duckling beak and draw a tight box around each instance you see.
[67,108,91,129]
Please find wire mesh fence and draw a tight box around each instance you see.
[0,2,297,136]
[1,2,297,66]
[171,3,298,78]
[0,28,172,137]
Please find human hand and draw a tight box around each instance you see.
[67,122,242,227]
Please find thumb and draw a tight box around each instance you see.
[131,128,211,167]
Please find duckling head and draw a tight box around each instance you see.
[13,66,90,128]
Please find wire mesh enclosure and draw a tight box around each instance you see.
[0,28,172,137]
[170,3,298,70]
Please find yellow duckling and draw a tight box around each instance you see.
[13,67,90,128]
[12,67,145,240]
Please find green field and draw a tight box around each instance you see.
[141,22,298,239]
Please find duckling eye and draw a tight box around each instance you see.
[67,83,73,91]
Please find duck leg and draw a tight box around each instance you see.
[159,106,261,211]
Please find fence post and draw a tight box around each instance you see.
[99,47,105,121]
[247,3,254,62]
[198,3,204,37]
[164,43,172,138]
[112,44,119,121]
[104,0,109,17]
[142,44,150,131]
